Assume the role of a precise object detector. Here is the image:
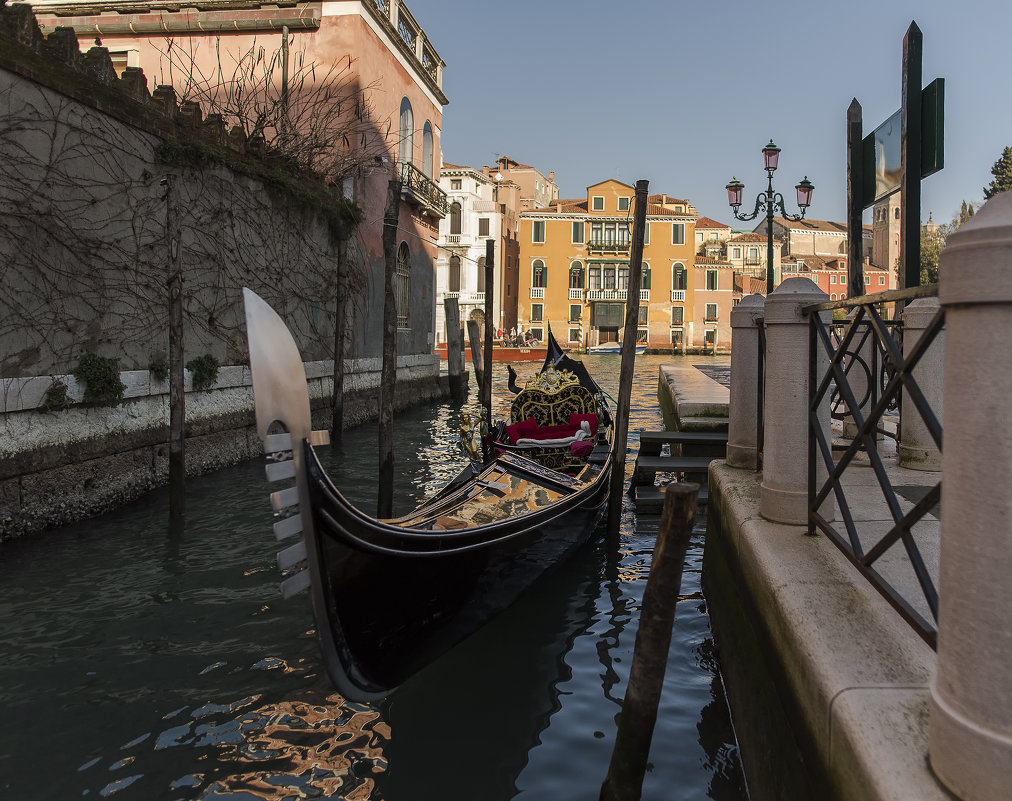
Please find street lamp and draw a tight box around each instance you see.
[726,140,814,294]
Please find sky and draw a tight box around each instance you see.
[411,0,1012,229]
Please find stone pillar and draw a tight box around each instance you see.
[897,297,943,470]
[759,278,833,525]
[727,293,765,469]
[930,191,1012,801]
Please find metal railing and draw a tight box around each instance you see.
[397,161,448,216]
[806,286,943,648]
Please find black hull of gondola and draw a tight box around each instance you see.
[303,441,611,699]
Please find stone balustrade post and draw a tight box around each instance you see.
[759,278,833,525]
[727,293,765,469]
[929,191,1012,801]
[897,297,943,470]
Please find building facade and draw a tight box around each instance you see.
[516,180,724,352]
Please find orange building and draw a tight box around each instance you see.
[517,180,715,351]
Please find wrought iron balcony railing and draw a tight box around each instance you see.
[397,161,448,217]
[587,239,631,252]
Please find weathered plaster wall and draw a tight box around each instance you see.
[1,355,454,539]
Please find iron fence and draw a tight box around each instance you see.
[805,286,943,648]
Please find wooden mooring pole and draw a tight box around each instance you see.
[483,238,495,429]
[600,482,700,801]
[378,178,399,519]
[607,179,648,534]
[467,319,484,404]
[443,296,465,400]
[165,172,185,535]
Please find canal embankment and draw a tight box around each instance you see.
[1,356,454,540]
[659,363,950,801]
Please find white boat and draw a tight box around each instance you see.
[587,342,646,355]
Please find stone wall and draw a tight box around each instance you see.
[1,355,456,539]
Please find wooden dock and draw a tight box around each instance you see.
[631,429,728,513]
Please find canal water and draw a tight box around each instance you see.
[0,354,747,801]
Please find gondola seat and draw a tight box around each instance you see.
[498,367,600,470]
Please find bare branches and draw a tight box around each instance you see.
[161,35,390,183]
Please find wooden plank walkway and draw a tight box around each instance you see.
[632,429,727,513]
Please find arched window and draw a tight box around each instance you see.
[672,262,686,290]
[422,121,433,178]
[569,260,584,289]
[398,98,413,165]
[642,263,651,290]
[448,255,460,292]
[449,202,461,235]
[477,256,486,293]
[532,259,546,288]
[396,241,410,327]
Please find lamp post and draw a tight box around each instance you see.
[726,140,814,294]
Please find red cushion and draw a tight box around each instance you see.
[570,440,594,458]
[569,413,598,437]
[505,417,538,445]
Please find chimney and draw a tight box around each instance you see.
[549,170,555,183]
[662,193,667,205]
[556,201,562,212]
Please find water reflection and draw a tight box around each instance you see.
[0,355,746,800]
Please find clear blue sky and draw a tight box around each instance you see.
[414,0,1011,228]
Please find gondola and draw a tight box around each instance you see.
[243,289,614,701]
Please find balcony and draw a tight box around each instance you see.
[444,234,471,246]
[586,289,628,301]
[569,288,584,301]
[587,239,631,254]
[530,287,545,299]
[364,0,446,102]
[444,290,485,306]
[397,161,448,217]
[671,290,686,302]
[640,289,650,302]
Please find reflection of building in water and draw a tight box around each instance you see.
[208,690,388,800]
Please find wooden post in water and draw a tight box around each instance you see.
[607,179,648,534]
[443,296,465,400]
[467,319,484,404]
[483,238,495,432]
[165,172,185,535]
[600,482,699,801]
[331,237,349,442]
[378,178,400,518]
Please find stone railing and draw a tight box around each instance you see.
[723,191,1012,801]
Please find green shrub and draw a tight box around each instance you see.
[38,379,70,412]
[73,353,126,405]
[149,357,169,383]
[186,354,220,391]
